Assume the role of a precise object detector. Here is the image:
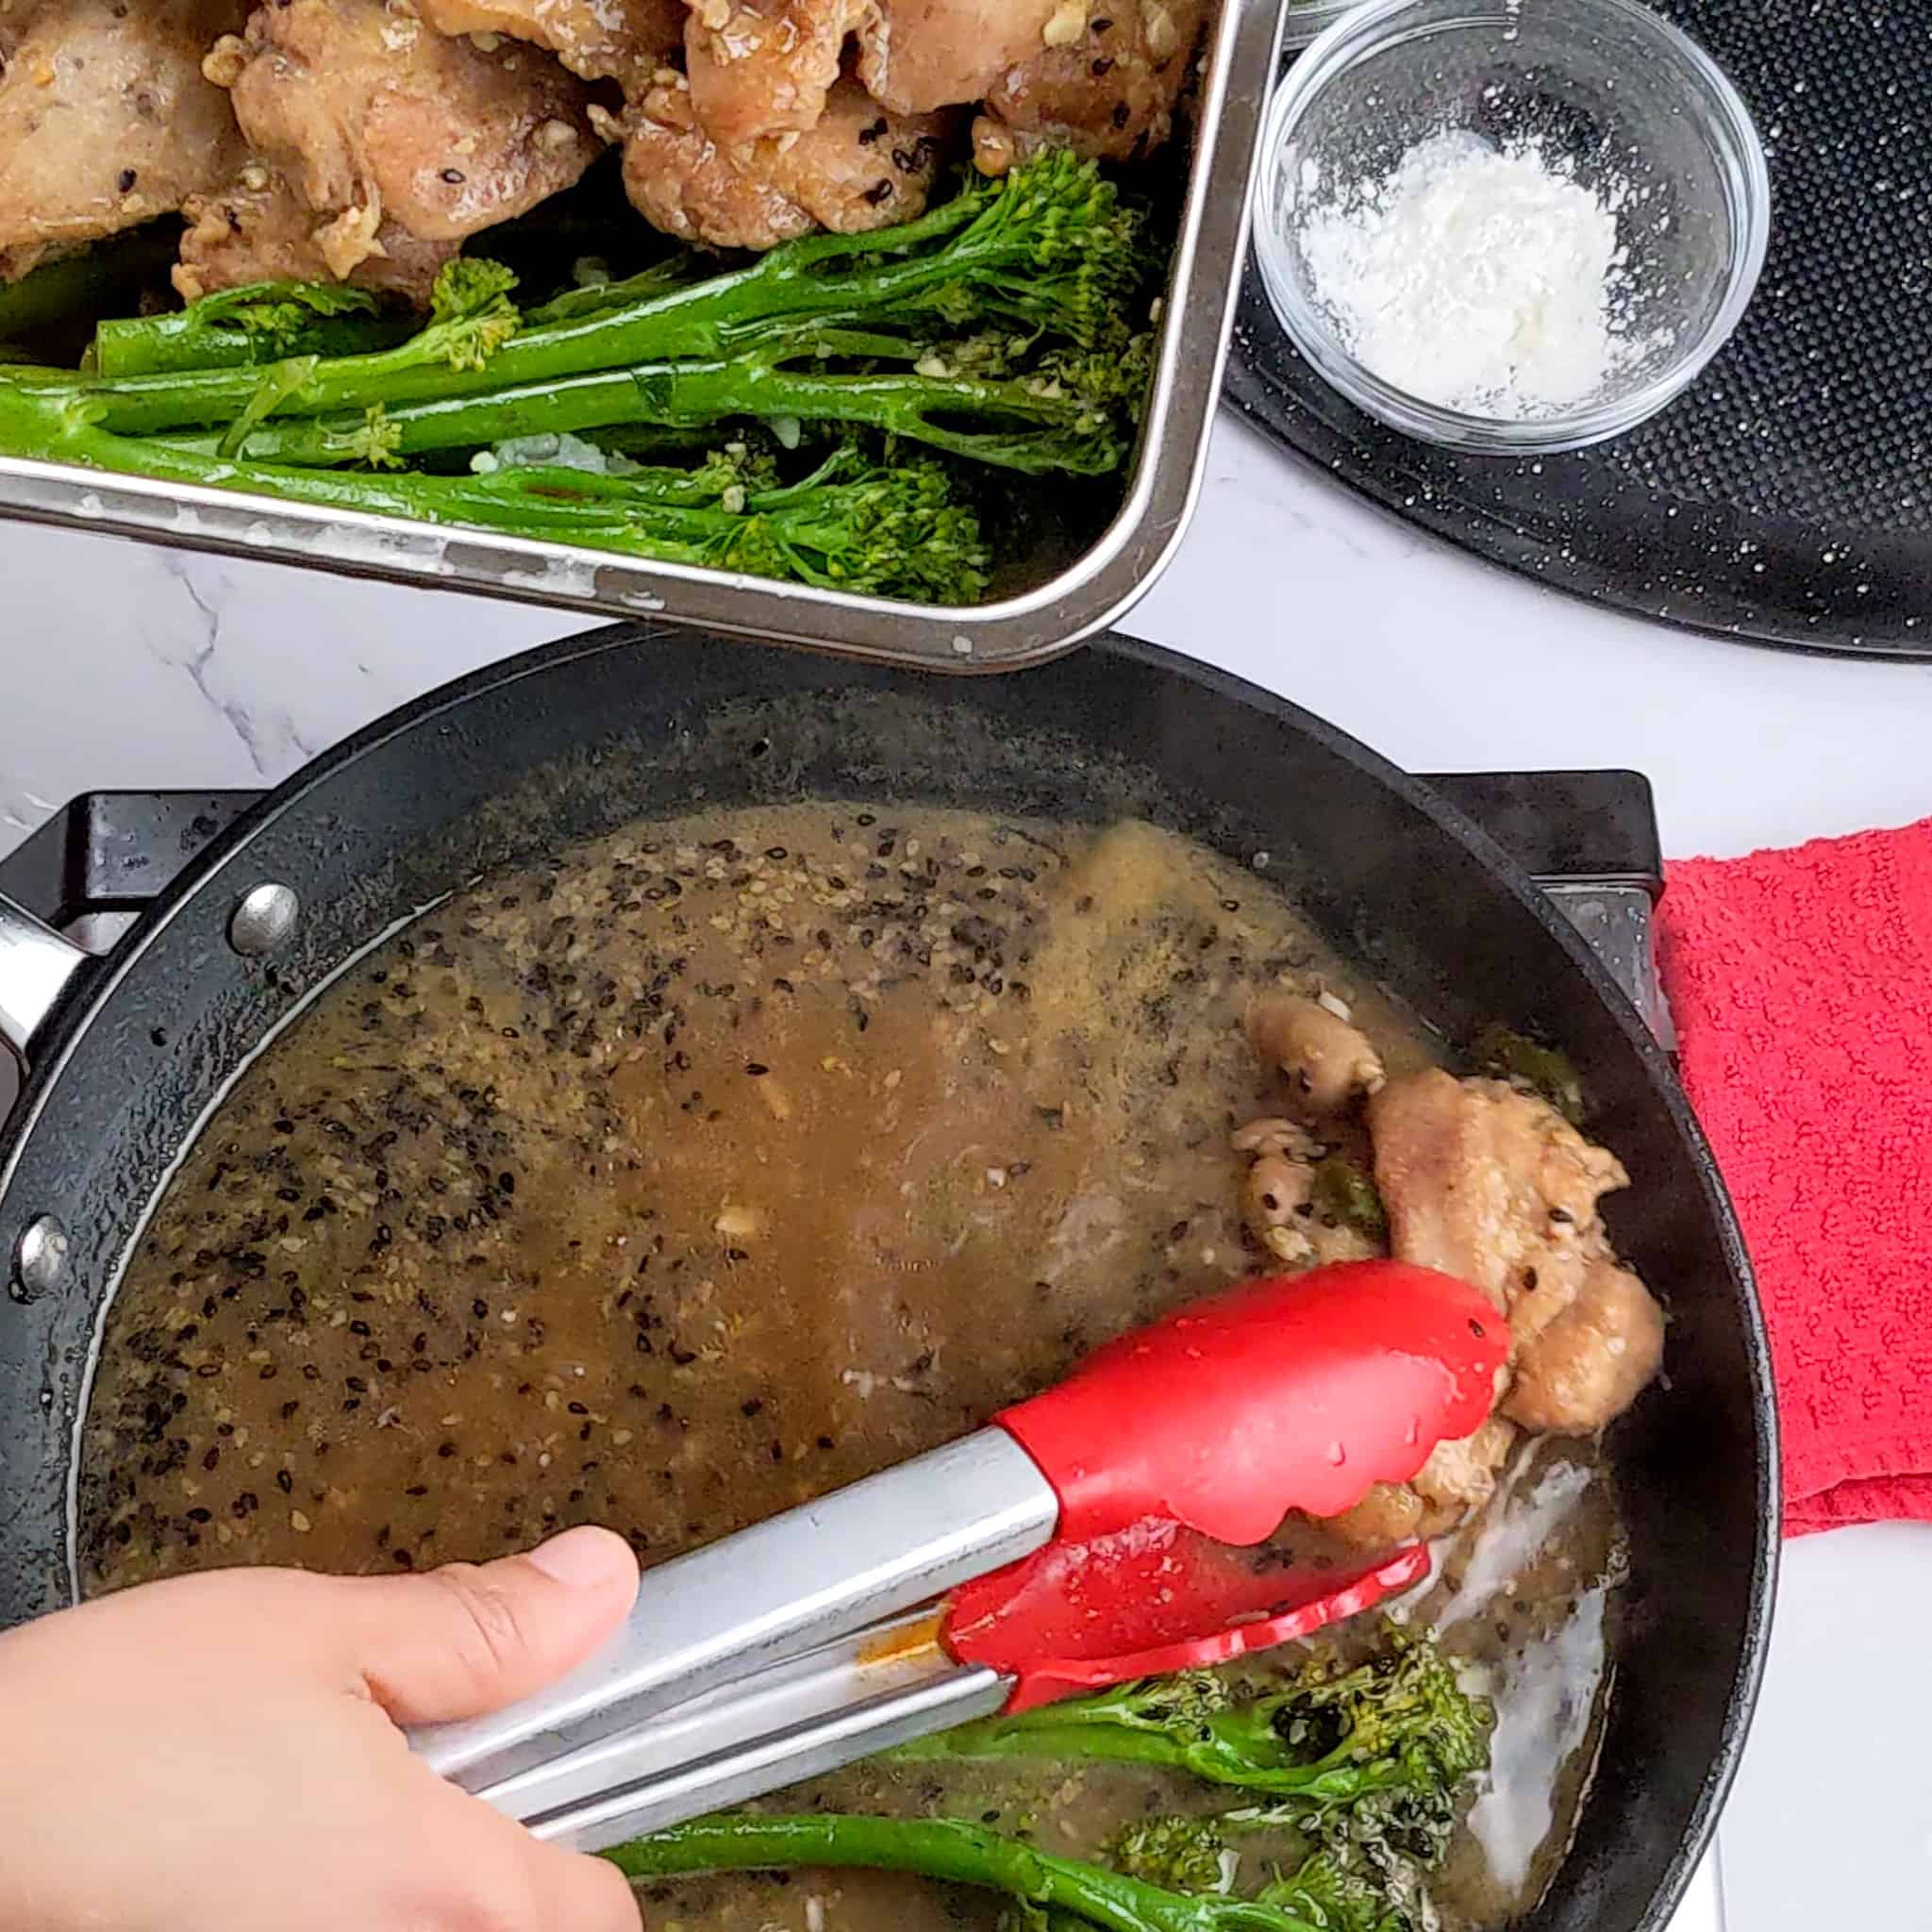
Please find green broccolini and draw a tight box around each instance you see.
[599,1634,1485,1932]
[0,153,1153,598]
[1474,1024,1588,1125]
[1259,1855,1411,1932]
[90,280,413,378]
[1111,1815,1235,1894]
[159,335,1135,475]
[521,253,712,329]
[1308,1158,1388,1240]
[0,382,988,602]
[894,1629,1491,1821]
[1110,1821,1410,1932]
[0,224,181,351]
[604,1814,1334,1932]
[23,152,1149,440]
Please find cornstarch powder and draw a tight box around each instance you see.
[1297,129,1653,420]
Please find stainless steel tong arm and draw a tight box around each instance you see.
[509,1610,1011,1852]
[409,1427,1057,1794]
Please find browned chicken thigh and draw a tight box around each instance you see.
[199,0,603,285]
[611,72,949,248]
[682,0,874,144]
[853,0,1059,116]
[972,0,1206,174]
[1228,1031,1664,1554]
[0,0,249,281]
[417,0,684,92]
[1370,1068,1667,1433]
[175,168,458,307]
[1504,1259,1666,1436]
[1370,1070,1629,1323]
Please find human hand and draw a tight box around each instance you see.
[0,1525,643,1931]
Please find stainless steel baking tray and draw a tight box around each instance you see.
[0,0,1284,672]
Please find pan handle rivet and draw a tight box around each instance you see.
[11,1214,69,1303]
[229,883,300,958]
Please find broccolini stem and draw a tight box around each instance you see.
[55,151,1139,436]
[0,386,986,601]
[0,225,179,343]
[603,1815,1321,1932]
[92,304,409,378]
[181,356,1125,475]
[892,1635,1489,1808]
[521,253,711,327]
[892,1714,1416,1807]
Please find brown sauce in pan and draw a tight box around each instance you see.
[77,806,1624,1929]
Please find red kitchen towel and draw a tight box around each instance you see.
[1658,814,1932,1536]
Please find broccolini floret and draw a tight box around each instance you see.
[898,1627,1491,1818]
[1111,1814,1233,1894]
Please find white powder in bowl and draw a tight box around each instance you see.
[1295,128,1661,420]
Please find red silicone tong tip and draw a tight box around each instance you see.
[993,1260,1508,1547]
[942,1518,1430,1712]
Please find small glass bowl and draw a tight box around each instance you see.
[1279,0,1366,52]
[1254,0,1771,454]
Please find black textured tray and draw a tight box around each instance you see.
[1224,0,1932,657]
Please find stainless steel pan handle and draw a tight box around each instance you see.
[0,891,88,1071]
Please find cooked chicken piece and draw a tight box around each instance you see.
[1324,1481,1426,1550]
[1412,1413,1517,1531]
[1236,1121,1382,1271]
[1229,1117,1320,1161]
[205,0,602,283]
[1228,1143,1383,1282]
[1243,1151,1316,1267]
[854,0,1058,117]
[1322,1415,1515,1550]
[417,0,683,92]
[1369,1070,1628,1335]
[175,167,458,307]
[0,0,249,281]
[612,74,949,250]
[1246,991,1385,1116]
[682,0,872,146]
[971,0,1205,174]
[1504,1260,1665,1436]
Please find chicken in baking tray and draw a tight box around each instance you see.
[2,0,1209,283]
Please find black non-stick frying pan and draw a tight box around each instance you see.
[0,625,1774,1931]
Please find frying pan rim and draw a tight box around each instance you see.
[0,620,1776,1932]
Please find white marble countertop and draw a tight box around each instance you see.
[8,409,1932,1927]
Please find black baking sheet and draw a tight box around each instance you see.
[1224,0,1932,657]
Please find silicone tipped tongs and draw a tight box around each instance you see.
[410,1260,1507,1851]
